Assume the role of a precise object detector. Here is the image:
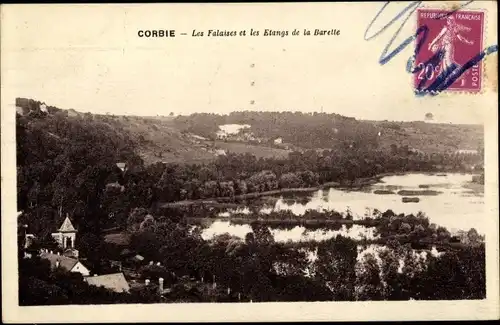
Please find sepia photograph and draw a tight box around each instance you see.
[1,1,498,322]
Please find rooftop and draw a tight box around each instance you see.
[84,273,130,293]
[40,252,79,272]
[58,216,77,232]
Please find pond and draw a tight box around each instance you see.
[201,221,378,242]
[201,173,484,242]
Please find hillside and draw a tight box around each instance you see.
[172,112,483,154]
[14,98,217,165]
[370,120,483,153]
[15,98,483,168]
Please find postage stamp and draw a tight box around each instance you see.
[414,8,485,93]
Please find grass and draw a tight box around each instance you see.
[214,141,291,159]
[370,120,483,153]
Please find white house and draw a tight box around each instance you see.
[116,162,127,173]
[40,251,90,277]
[273,137,283,145]
[215,149,227,156]
[216,131,228,140]
[40,103,48,113]
[455,149,479,155]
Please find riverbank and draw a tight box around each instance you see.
[186,216,379,228]
[159,171,478,209]
[159,172,398,209]
[277,236,478,251]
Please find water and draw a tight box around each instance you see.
[202,173,484,241]
[201,221,378,242]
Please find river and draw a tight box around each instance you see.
[201,173,484,242]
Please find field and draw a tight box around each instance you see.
[370,120,483,152]
[214,141,291,159]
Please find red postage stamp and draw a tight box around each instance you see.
[414,8,484,93]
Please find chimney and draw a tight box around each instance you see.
[145,279,150,286]
[159,277,164,292]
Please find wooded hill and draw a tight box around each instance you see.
[15,98,483,166]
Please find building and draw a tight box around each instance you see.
[116,162,127,173]
[40,251,90,276]
[190,134,208,141]
[40,103,48,113]
[106,181,125,192]
[51,215,79,258]
[24,234,35,249]
[409,147,425,156]
[215,149,226,156]
[16,106,26,116]
[273,137,283,145]
[455,149,479,155]
[216,131,228,140]
[84,273,130,293]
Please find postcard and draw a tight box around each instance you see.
[1,1,498,322]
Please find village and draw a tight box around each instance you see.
[21,211,245,302]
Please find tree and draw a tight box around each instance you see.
[278,173,303,189]
[127,207,149,231]
[314,236,358,300]
[355,252,383,300]
[39,233,60,252]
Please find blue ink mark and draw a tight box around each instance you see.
[364,0,497,95]
[364,1,421,65]
[415,45,498,95]
[406,25,429,73]
[413,49,447,91]
[364,1,421,41]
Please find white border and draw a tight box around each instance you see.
[1,1,499,322]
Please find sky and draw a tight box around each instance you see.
[1,2,497,124]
